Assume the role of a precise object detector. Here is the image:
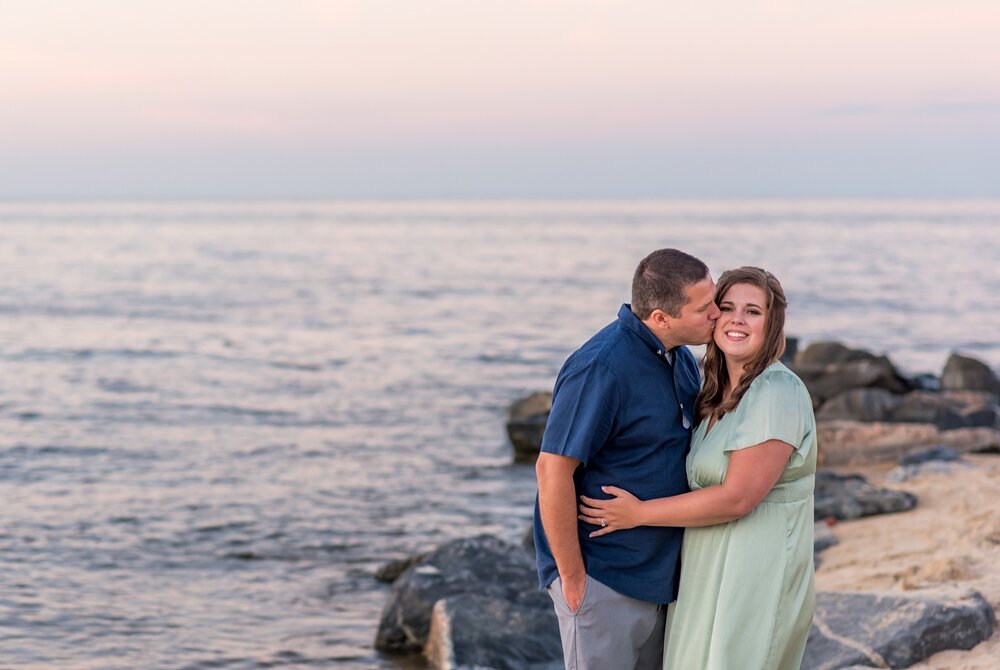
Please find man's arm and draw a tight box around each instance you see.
[578,440,794,533]
[536,451,586,612]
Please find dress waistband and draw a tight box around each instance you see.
[761,474,814,504]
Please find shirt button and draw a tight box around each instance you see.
[657,349,662,355]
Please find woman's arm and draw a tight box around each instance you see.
[578,439,793,537]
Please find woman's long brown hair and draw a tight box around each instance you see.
[695,267,788,424]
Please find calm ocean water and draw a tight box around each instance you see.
[1,200,998,669]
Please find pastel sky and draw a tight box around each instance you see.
[2,0,998,198]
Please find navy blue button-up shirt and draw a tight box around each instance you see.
[534,304,700,604]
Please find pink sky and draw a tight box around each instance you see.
[2,0,998,197]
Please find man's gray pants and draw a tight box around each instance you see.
[547,575,667,670]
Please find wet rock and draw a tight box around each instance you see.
[425,595,562,670]
[885,460,973,483]
[802,590,995,669]
[941,353,1000,394]
[899,445,960,466]
[506,392,552,462]
[816,388,901,423]
[813,471,917,521]
[886,445,969,483]
[375,553,426,583]
[374,535,549,654]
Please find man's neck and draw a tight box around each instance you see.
[640,318,677,351]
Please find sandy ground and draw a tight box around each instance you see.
[815,453,1000,669]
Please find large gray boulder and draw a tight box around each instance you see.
[425,595,562,670]
[796,342,877,366]
[506,392,552,462]
[802,590,996,669]
[374,535,549,653]
[796,357,911,409]
[941,353,1000,394]
[817,389,998,430]
[814,472,917,520]
[891,390,998,430]
[816,388,902,423]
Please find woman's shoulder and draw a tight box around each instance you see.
[747,361,809,398]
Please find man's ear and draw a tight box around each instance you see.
[649,309,672,330]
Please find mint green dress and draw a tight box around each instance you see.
[663,362,817,670]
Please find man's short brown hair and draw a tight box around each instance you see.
[631,249,710,319]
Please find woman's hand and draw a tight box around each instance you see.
[578,486,642,537]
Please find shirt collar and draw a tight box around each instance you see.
[617,303,678,364]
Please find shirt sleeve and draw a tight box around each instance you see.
[724,370,815,468]
[540,360,621,465]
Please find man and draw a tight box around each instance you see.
[534,248,720,670]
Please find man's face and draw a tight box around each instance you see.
[669,277,721,345]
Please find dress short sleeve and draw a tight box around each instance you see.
[724,368,814,468]
[540,360,621,465]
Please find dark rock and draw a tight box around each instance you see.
[814,522,838,569]
[885,460,972,483]
[506,392,552,462]
[908,373,941,391]
[814,471,917,521]
[890,391,997,430]
[374,535,549,654]
[814,522,839,554]
[425,595,562,670]
[523,524,535,554]
[817,390,998,430]
[889,392,965,430]
[796,356,911,408]
[780,336,799,366]
[796,342,876,367]
[802,590,996,669]
[375,553,426,583]
[941,353,1000,394]
[938,390,1000,429]
[816,388,901,422]
[962,406,1000,430]
[899,446,960,466]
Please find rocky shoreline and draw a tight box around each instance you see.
[375,342,1000,669]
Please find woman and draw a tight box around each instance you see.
[578,267,816,670]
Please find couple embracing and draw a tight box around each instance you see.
[533,249,817,670]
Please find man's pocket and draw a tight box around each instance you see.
[548,575,592,616]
